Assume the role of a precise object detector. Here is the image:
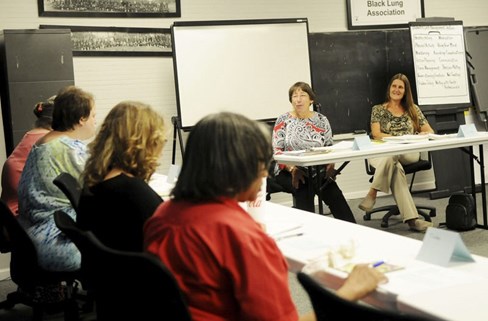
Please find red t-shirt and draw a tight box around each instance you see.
[1,130,49,215]
[144,197,299,321]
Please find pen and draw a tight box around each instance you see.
[275,233,304,241]
[372,260,385,268]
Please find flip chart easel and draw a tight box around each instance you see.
[409,20,471,109]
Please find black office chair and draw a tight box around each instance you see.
[363,153,436,228]
[266,160,291,201]
[53,172,82,213]
[297,271,435,321]
[0,199,80,321]
[53,210,192,321]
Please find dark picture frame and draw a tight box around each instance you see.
[40,25,172,57]
[346,0,424,30]
[38,0,180,18]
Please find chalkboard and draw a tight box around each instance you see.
[309,29,416,135]
[409,21,471,108]
[171,18,311,129]
[465,27,488,125]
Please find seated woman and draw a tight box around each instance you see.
[17,86,96,271]
[272,81,356,223]
[358,73,434,232]
[144,111,387,321]
[1,96,55,215]
[78,101,166,252]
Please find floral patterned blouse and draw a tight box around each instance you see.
[370,103,429,136]
[17,136,88,271]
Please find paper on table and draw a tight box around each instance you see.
[148,173,174,198]
[282,150,332,156]
[309,140,354,151]
[276,235,332,264]
[379,261,486,297]
[265,218,304,238]
[428,133,458,140]
[334,261,404,274]
[382,135,429,143]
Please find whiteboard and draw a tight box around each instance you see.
[172,19,312,129]
[409,22,471,107]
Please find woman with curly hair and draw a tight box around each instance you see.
[78,101,167,252]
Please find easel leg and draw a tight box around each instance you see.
[171,116,185,165]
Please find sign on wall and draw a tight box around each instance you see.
[346,0,424,30]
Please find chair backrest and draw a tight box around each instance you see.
[0,198,43,286]
[297,271,434,321]
[0,199,79,293]
[53,172,82,212]
[53,210,192,321]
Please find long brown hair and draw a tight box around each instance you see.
[385,73,420,132]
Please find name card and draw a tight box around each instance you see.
[416,227,475,267]
[352,135,372,151]
[457,123,478,138]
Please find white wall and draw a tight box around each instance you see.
[0,0,487,277]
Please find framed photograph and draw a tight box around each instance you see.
[40,25,172,56]
[38,0,180,18]
[346,0,424,30]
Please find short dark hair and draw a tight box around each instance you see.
[288,81,316,102]
[51,86,94,131]
[172,112,273,202]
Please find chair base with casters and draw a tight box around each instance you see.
[363,206,436,228]
[363,154,436,228]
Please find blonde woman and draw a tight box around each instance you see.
[78,101,166,252]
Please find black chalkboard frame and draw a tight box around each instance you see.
[309,29,417,135]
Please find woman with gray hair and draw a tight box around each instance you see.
[144,111,386,321]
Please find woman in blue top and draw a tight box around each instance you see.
[18,86,97,271]
[272,81,356,223]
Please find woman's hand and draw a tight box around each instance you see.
[326,163,337,179]
[336,264,388,301]
[290,166,306,189]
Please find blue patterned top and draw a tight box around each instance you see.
[17,136,88,271]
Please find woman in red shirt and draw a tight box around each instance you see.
[144,112,386,321]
